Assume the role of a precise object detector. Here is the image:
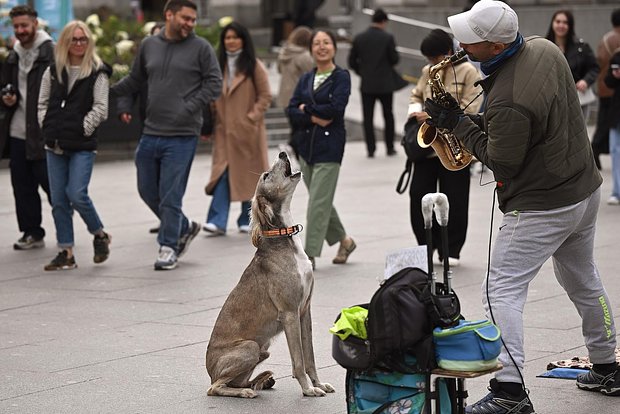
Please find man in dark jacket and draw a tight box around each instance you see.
[0,5,54,250]
[348,8,408,158]
[426,1,619,412]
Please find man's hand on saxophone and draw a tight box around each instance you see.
[424,95,464,132]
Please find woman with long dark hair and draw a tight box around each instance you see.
[545,10,599,119]
[204,21,271,236]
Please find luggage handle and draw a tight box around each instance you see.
[421,193,452,294]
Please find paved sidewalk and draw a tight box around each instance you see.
[1,55,618,413]
[1,138,619,413]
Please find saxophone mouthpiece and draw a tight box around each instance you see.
[450,49,467,62]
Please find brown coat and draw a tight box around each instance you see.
[205,59,272,201]
[596,28,620,98]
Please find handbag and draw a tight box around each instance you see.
[395,118,432,194]
[577,87,596,106]
[433,319,501,372]
[201,104,214,136]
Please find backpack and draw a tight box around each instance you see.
[396,118,432,194]
[332,267,461,373]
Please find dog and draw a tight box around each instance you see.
[205,151,335,398]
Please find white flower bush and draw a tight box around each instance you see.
[85,13,100,28]
[115,39,135,56]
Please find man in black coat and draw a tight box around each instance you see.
[0,5,54,250]
[348,8,408,158]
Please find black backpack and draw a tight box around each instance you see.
[396,118,432,194]
[332,267,461,372]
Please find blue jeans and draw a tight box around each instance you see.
[610,125,620,199]
[206,169,251,231]
[46,149,103,248]
[135,135,197,251]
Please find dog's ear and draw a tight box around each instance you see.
[250,195,275,247]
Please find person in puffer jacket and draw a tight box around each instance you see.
[38,20,112,272]
[425,1,619,413]
[286,29,356,270]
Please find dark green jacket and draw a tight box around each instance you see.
[455,36,601,213]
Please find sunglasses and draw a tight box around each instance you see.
[71,37,89,45]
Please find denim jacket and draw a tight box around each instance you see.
[286,65,350,164]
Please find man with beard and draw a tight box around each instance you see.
[425,1,619,412]
[0,5,54,251]
[112,0,222,270]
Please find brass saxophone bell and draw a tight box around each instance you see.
[417,121,436,149]
[415,49,473,171]
[417,120,473,171]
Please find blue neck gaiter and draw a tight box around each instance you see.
[480,33,524,76]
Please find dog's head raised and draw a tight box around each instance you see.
[250,152,302,247]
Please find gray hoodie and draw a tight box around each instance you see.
[10,30,53,140]
[112,29,222,137]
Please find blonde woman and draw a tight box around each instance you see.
[38,20,112,271]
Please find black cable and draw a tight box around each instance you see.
[485,187,529,394]
[451,54,530,397]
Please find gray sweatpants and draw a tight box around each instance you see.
[483,186,617,383]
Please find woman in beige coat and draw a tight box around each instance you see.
[276,26,314,157]
[276,26,314,108]
[204,22,271,235]
[407,29,482,266]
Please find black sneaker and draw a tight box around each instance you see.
[93,232,111,263]
[577,368,620,396]
[177,221,200,258]
[465,379,535,413]
[44,251,77,271]
[13,234,45,250]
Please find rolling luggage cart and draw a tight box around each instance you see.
[421,193,502,414]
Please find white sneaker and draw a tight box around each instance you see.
[239,224,250,233]
[203,222,225,236]
[607,196,620,205]
[154,246,178,270]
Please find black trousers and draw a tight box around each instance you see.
[592,96,611,155]
[9,137,50,239]
[409,156,470,259]
[361,92,395,156]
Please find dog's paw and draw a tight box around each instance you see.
[316,382,335,393]
[302,386,327,397]
[240,388,258,398]
[251,371,275,390]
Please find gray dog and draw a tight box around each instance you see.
[205,152,335,398]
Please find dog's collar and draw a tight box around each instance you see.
[261,224,303,238]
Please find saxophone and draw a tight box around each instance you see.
[417,50,473,171]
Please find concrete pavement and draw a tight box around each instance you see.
[1,58,619,413]
[1,139,619,413]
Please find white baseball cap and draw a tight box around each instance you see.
[448,0,519,44]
